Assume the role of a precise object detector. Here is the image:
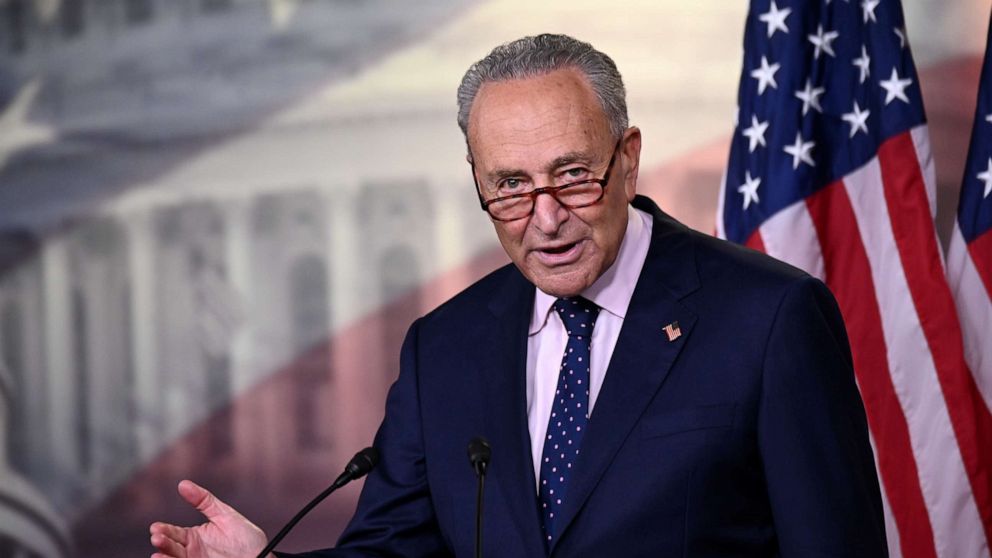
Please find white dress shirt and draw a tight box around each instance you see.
[525,205,653,486]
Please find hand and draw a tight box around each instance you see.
[150,480,271,558]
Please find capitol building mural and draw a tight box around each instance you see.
[0,0,498,554]
[0,362,68,558]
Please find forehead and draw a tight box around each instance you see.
[467,69,612,168]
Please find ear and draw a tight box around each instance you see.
[620,127,642,202]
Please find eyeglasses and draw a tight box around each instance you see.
[470,139,622,222]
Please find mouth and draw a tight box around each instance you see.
[543,243,575,254]
[533,240,584,265]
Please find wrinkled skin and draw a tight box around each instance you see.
[468,68,641,298]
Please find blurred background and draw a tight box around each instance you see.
[0,0,988,556]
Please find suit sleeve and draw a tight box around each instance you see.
[758,277,888,557]
[276,318,451,558]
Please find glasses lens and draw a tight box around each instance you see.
[486,181,605,220]
[488,196,533,220]
[557,181,604,207]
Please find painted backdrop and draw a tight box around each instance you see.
[0,0,987,556]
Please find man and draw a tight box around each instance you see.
[151,34,887,557]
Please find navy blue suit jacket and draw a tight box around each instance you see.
[280,196,887,557]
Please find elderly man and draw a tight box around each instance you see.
[151,34,887,557]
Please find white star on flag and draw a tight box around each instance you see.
[861,0,880,23]
[742,115,770,152]
[853,46,871,84]
[880,67,913,105]
[978,157,992,199]
[842,101,871,137]
[985,113,992,124]
[758,0,791,38]
[783,132,815,169]
[808,25,839,59]
[751,56,781,95]
[738,171,761,209]
[795,79,826,115]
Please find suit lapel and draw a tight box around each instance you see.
[551,198,701,552]
[480,270,546,554]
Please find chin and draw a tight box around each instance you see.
[529,269,594,298]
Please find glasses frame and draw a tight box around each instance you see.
[470,139,623,222]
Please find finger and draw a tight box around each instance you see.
[149,522,188,546]
[150,532,186,558]
[177,479,237,522]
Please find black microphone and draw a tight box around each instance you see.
[256,447,379,558]
[467,437,491,558]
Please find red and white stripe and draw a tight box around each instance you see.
[722,125,992,558]
[948,222,992,413]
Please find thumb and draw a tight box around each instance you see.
[177,480,238,523]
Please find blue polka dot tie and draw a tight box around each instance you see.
[539,296,600,548]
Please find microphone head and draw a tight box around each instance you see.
[345,447,379,479]
[467,437,491,477]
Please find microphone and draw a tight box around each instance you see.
[467,437,491,558]
[256,447,379,558]
[468,437,491,476]
[341,446,378,481]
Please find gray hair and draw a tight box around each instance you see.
[456,34,629,145]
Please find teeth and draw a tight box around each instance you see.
[545,243,573,254]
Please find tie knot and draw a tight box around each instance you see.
[553,297,600,336]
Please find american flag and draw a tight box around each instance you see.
[948,16,992,420]
[717,1,992,557]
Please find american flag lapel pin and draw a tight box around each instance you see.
[663,321,681,342]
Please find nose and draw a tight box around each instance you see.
[530,190,569,235]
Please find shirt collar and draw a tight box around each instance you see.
[529,205,653,335]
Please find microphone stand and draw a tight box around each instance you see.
[475,470,485,558]
[256,447,379,558]
[468,437,491,558]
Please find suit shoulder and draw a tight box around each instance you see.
[416,262,524,329]
[683,226,811,290]
[637,197,810,292]
[668,225,840,329]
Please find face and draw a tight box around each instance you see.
[467,69,641,298]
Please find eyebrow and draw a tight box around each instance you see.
[485,151,595,183]
[548,151,593,170]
